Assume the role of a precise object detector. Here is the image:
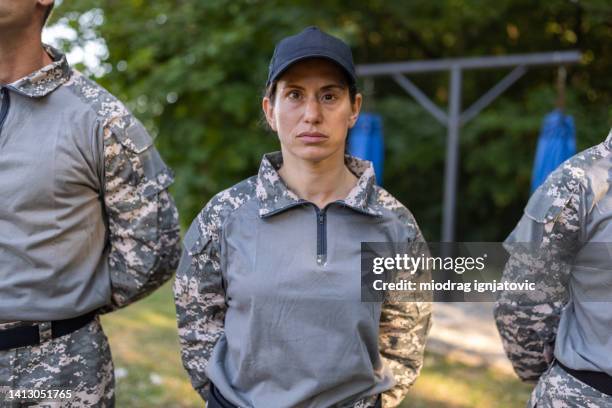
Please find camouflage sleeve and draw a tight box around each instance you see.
[173,212,226,401]
[100,115,181,312]
[380,229,433,408]
[494,170,584,382]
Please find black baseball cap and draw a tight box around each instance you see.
[266,26,357,87]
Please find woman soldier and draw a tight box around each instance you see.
[174,26,431,408]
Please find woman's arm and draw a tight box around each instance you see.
[173,215,227,401]
[379,226,433,408]
[379,292,432,407]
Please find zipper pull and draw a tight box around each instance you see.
[316,254,326,265]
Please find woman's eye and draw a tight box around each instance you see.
[288,91,301,100]
[322,94,337,102]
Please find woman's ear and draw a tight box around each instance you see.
[348,93,363,129]
[262,97,277,131]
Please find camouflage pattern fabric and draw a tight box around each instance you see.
[527,363,612,408]
[371,185,432,407]
[494,130,612,381]
[379,300,432,407]
[60,57,181,312]
[8,47,71,98]
[351,395,379,408]
[175,152,431,407]
[0,318,114,408]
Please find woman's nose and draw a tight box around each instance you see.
[302,97,322,124]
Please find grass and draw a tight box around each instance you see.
[404,355,532,407]
[101,282,532,408]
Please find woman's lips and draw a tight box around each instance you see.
[297,132,328,143]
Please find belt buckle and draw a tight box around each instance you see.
[38,321,53,343]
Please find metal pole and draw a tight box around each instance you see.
[460,65,528,125]
[442,66,462,242]
[392,74,448,125]
[355,51,581,242]
[356,50,581,76]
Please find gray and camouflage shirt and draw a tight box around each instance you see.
[0,45,181,321]
[174,151,432,408]
[494,129,612,381]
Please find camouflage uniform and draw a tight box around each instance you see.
[0,318,114,408]
[174,152,431,408]
[0,45,181,407]
[527,364,611,408]
[494,129,612,407]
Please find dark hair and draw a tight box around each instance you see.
[42,3,54,26]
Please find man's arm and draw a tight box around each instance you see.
[173,213,226,401]
[494,172,583,381]
[101,115,181,311]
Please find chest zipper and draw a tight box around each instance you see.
[0,87,10,138]
[315,206,328,266]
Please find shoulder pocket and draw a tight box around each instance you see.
[111,118,174,196]
[524,183,572,224]
[141,165,174,198]
[183,220,209,257]
[111,119,153,154]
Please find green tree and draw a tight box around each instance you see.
[49,0,611,240]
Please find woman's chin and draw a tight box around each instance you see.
[287,145,343,163]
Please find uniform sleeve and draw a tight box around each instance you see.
[379,230,433,408]
[173,215,227,401]
[100,116,181,312]
[494,176,584,382]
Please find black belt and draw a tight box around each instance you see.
[557,360,612,397]
[0,311,97,351]
[208,383,238,408]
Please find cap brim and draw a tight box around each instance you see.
[267,53,356,87]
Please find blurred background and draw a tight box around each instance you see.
[44,1,611,406]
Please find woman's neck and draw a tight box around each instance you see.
[278,148,358,209]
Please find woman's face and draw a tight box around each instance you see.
[263,58,362,163]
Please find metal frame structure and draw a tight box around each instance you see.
[357,51,581,242]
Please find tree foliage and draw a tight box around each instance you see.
[50,0,611,240]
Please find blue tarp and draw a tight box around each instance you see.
[530,109,577,192]
[347,113,384,185]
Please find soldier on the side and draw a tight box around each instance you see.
[0,1,181,407]
[495,129,612,407]
[174,26,431,408]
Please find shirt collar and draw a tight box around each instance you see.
[256,151,381,217]
[8,44,71,98]
[605,128,612,150]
